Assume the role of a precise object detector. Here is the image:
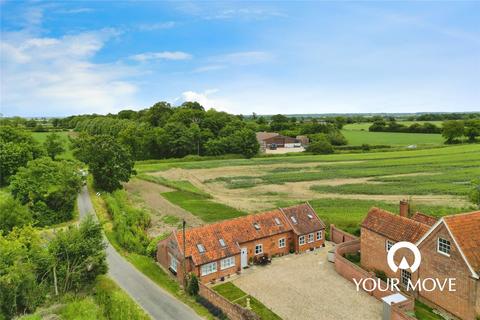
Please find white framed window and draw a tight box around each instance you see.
[279,238,286,248]
[316,230,323,240]
[200,262,217,276]
[386,240,395,252]
[437,238,451,256]
[255,244,263,255]
[220,256,235,270]
[299,235,305,246]
[308,233,314,243]
[169,253,178,272]
[401,269,411,288]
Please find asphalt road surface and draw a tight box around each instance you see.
[77,186,201,320]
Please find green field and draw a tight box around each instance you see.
[133,144,480,235]
[31,131,74,159]
[341,130,443,146]
[343,121,443,131]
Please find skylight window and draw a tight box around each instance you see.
[274,217,281,225]
[290,216,297,224]
[197,244,205,253]
[219,239,226,247]
[307,214,313,219]
[253,223,261,230]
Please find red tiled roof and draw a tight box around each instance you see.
[281,203,326,235]
[411,212,438,226]
[361,207,430,243]
[176,209,293,265]
[256,132,279,142]
[444,211,480,273]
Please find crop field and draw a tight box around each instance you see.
[128,144,479,235]
[343,121,443,131]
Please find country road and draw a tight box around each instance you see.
[77,186,201,320]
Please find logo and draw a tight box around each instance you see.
[387,241,421,273]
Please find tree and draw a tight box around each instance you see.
[0,126,45,185]
[306,138,334,154]
[43,132,65,160]
[464,120,480,143]
[442,120,464,144]
[48,217,107,293]
[73,135,135,192]
[0,194,32,234]
[186,273,199,296]
[9,158,82,226]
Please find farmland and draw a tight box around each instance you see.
[129,144,479,236]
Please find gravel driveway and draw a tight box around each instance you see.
[232,243,382,320]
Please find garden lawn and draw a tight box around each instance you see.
[161,190,246,222]
[213,282,282,320]
[414,300,443,320]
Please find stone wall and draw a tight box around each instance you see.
[330,224,358,244]
[198,283,260,320]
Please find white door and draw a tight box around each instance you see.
[241,247,248,268]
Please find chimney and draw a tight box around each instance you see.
[399,199,409,218]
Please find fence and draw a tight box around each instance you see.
[198,283,260,320]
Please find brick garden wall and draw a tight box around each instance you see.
[198,283,259,320]
[334,239,416,318]
[330,224,358,244]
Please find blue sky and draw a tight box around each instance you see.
[1,1,479,117]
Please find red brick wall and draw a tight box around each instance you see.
[417,223,477,320]
[330,224,358,244]
[199,283,259,320]
[240,231,293,262]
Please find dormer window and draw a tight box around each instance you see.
[274,217,281,225]
[290,216,297,224]
[253,223,261,230]
[197,244,206,253]
[219,239,226,247]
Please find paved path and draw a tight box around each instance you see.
[77,186,201,320]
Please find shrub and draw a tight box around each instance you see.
[306,139,334,154]
[186,273,199,296]
[195,296,228,320]
[344,252,360,264]
[374,269,388,282]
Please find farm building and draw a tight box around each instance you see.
[255,132,308,152]
[157,203,325,284]
[360,201,480,320]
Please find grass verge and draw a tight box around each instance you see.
[414,300,443,320]
[213,282,282,320]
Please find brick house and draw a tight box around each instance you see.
[360,201,480,320]
[157,203,325,284]
[255,132,302,151]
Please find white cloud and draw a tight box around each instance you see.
[179,89,231,111]
[56,8,94,14]
[130,51,192,62]
[1,27,139,116]
[138,21,175,31]
[192,64,226,73]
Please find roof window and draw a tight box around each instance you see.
[274,217,281,225]
[290,216,298,224]
[253,223,261,230]
[219,239,226,247]
[307,214,313,219]
[197,244,206,253]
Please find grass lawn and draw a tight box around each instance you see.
[341,129,444,146]
[213,282,282,320]
[161,190,247,222]
[415,300,443,320]
[31,131,74,159]
[343,121,443,131]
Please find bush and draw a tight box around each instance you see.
[186,273,199,296]
[306,139,334,154]
[344,252,360,264]
[195,296,228,320]
[374,269,388,282]
[104,191,150,254]
[94,276,150,320]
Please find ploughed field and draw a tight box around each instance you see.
[129,144,479,235]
